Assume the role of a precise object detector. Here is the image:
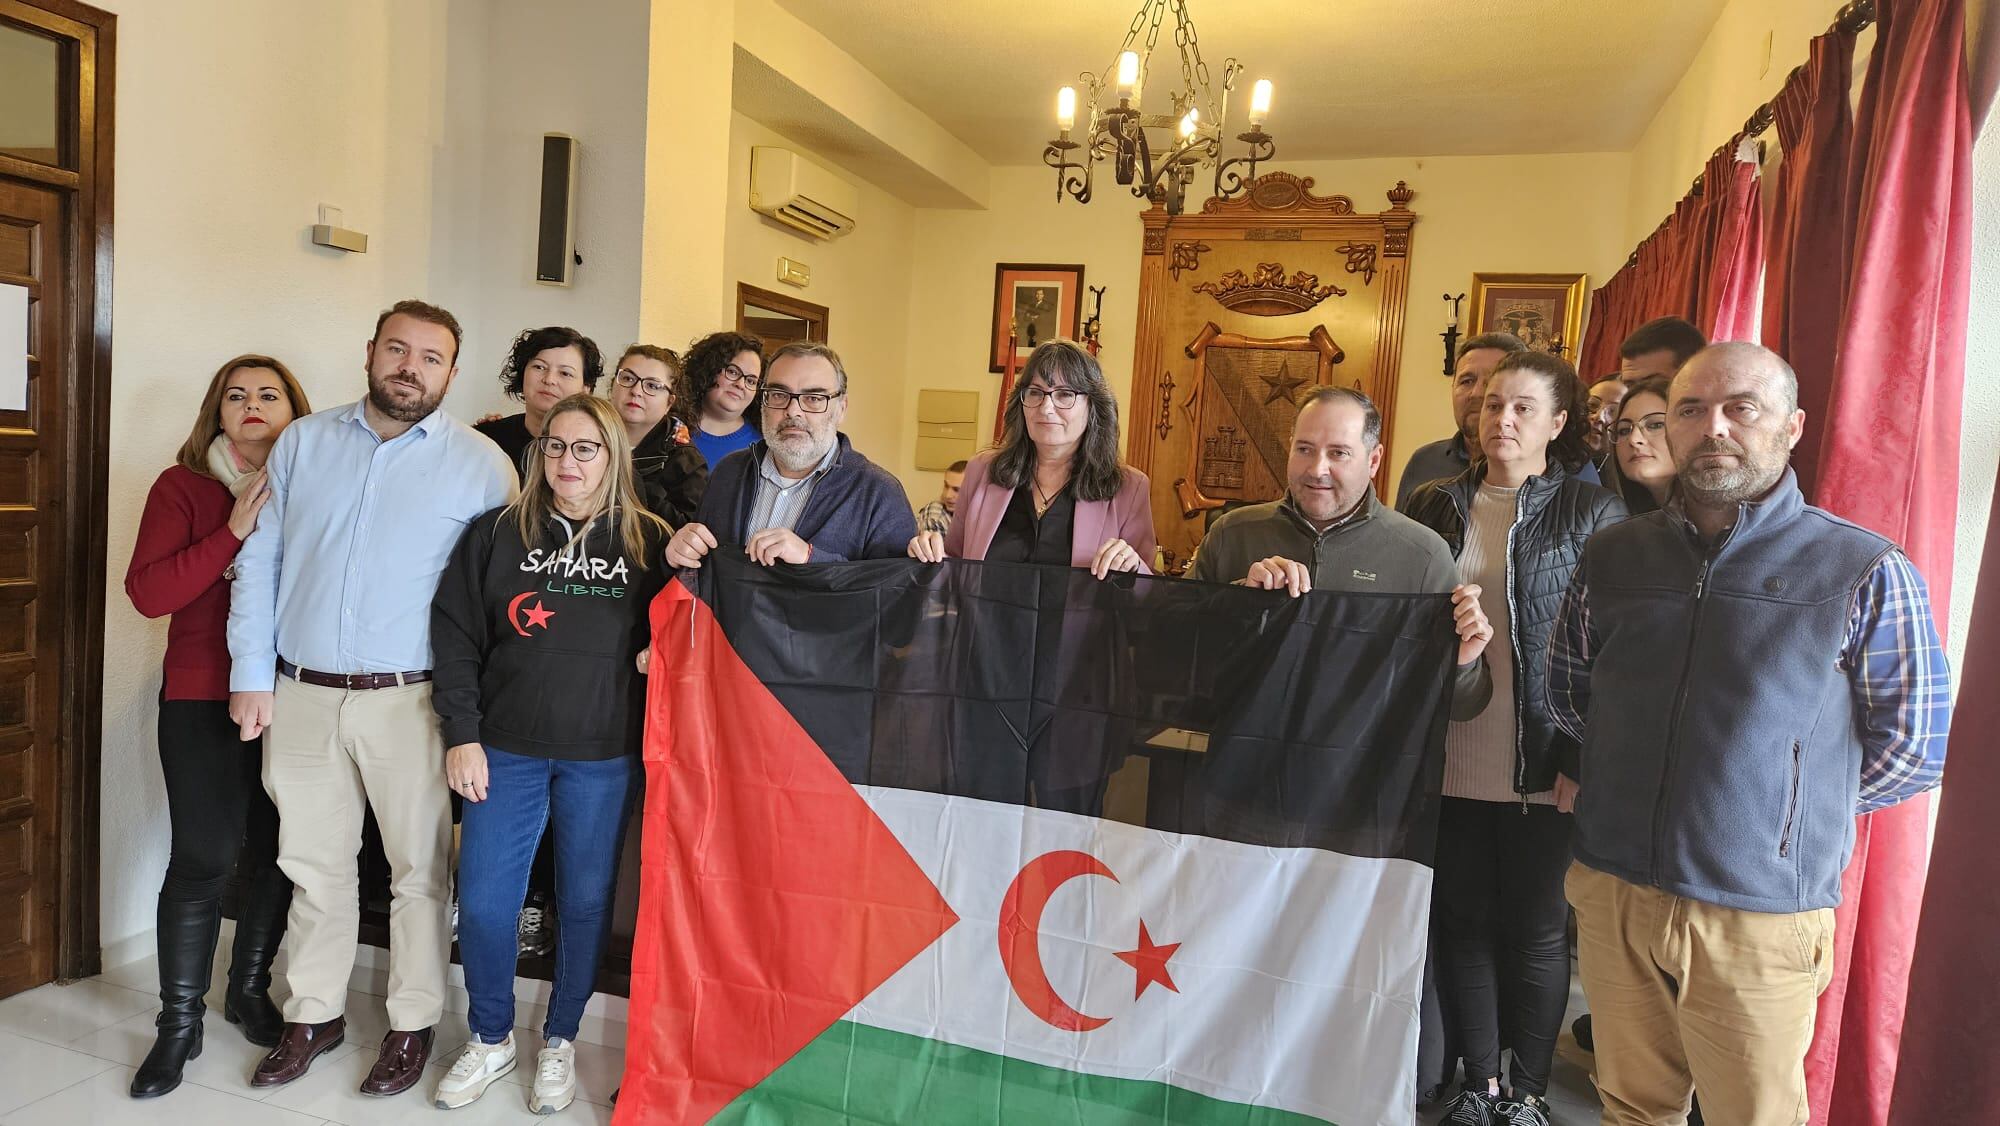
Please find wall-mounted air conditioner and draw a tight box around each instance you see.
[749,146,858,240]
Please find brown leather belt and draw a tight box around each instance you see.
[278,658,432,691]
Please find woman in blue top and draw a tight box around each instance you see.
[681,330,764,468]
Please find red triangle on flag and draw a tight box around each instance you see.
[617,582,959,1124]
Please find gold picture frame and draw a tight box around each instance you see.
[1467,273,1588,362]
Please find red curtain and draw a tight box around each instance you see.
[1573,142,1762,376]
[1889,459,2000,1126]
[1695,143,1765,341]
[1803,0,1977,1122]
[1761,28,1859,502]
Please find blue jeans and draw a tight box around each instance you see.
[458,747,638,1043]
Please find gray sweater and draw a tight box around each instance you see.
[1191,491,1492,720]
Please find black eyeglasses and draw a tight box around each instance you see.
[1612,415,1667,444]
[761,388,844,414]
[719,364,761,389]
[537,436,603,461]
[1021,386,1082,409]
[613,370,673,397]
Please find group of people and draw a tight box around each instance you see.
[121,301,875,1114]
[123,295,1948,1126]
[1372,318,1948,1126]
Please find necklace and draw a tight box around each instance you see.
[1031,474,1068,517]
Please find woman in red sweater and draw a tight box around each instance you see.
[123,355,311,1099]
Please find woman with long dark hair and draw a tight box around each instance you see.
[124,355,313,1098]
[1603,373,1675,515]
[475,326,605,475]
[679,330,765,470]
[1401,350,1627,1126]
[430,395,667,1115]
[909,339,1154,576]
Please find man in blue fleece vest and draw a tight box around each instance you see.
[1548,342,1951,1126]
[666,341,915,569]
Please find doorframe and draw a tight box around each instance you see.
[1,0,116,982]
[735,282,830,344]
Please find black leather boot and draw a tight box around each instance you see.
[223,868,290,1047]
[131,896,221,1098]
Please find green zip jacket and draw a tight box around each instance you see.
[1189,490,1493,720]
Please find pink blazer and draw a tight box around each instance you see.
[944,450,1157,573]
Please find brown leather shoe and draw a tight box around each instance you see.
[359,1027,434,1097]
[249,1018,346,1089]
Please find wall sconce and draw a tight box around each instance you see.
[1440,292,1465,376]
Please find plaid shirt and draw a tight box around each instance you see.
[1548,527,1950,814]
[915,500,953,538]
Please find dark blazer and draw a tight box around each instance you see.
[696,433,915,562]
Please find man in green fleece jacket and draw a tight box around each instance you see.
[1191,385,1493,719]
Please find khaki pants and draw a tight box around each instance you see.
[263,675,452,1031]
[1566,862,1834,1126]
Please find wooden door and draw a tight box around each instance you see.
[1123,174,1417,572]
[0,0,115,998]
[0,174,72,998]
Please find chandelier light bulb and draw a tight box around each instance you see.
[1250,79,1273,127]
[1115,51,1141,99]
[1179,108,1199,139]
[1057,86,1077,133]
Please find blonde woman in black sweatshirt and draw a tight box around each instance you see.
[429,394,667,1114]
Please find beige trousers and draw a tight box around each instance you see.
[263,675,452,1031]
[1567,861,1835,1126]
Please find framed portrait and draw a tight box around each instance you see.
[1467,273,1588,360]
[989,263,1085,372]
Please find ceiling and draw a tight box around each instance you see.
[770,0,1732,164]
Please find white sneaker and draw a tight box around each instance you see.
[433,1033,516,1110]
[529,1037,576,1115]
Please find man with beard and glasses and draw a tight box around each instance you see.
[667,340,915,569]
[227,300,516,1097]
[1547,342,1951,1126]
[1395,333,1524,507]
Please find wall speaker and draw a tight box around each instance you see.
[536,133,580,286]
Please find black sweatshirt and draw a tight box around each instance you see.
[431,506,665,760]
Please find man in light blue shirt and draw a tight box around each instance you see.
[229,300,515,1097]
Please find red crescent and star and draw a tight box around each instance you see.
[506,591,556,637]
[996,849,1181,1033]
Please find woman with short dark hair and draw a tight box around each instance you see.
[475,326,606,475]
[124,354,312,1098]
[679,330,765,469]
[1401,349,1626,1126]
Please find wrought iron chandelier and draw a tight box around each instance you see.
[1042,0,1275,216]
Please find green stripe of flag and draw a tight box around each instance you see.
[714,1020,1334,1126]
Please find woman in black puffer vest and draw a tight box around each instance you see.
[1400,349,1626,1125]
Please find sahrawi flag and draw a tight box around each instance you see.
[615,554,1456,1125]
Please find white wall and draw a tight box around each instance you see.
[901,154,1633,505]
[1963,126,2000,661]
[724,112,920,483]
[432,0,650,418]
[98,0,452,956]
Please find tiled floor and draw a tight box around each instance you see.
[3,958,1606,1125]
[0,959,622,1126]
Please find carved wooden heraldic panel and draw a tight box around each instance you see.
[1125,173,1418,569]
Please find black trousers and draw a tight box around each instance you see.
[1431,797,1572,1097]
[157,699,283,914]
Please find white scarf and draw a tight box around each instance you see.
[207,435,258,497]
